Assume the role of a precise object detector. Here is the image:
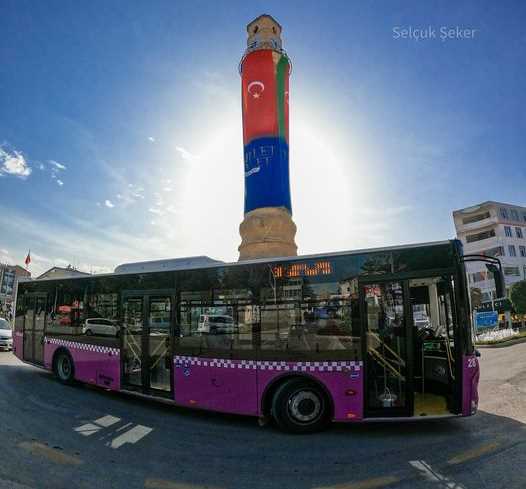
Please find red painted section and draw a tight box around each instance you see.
[241,50,279,144]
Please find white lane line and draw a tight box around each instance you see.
[74,423,100,437]
[116,422,134,432]
[94,415,121,427]
[409,460,465,488]
[110,425,153,449]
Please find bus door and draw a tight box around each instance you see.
[23,293,47,365]
[121,292,174,397]
[360,280,414,417]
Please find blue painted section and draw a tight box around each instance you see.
[244,136,292,214]
[475,311,498,329]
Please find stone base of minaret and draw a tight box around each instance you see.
[238,207,298,260]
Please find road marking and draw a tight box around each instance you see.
[74,414,121,436]
[116,422,134,432]
[313,476,400,489]
[409,460,465,488]
[447,441,500,465]
[18,441,83,466]
[74,414,153,449]
[74,423,100,436]
[109,424,153,449]
[94,414,121,427]
[145,480,224,489]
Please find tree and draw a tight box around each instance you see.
[510,280,526,328]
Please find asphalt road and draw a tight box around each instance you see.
[0,345,525,489]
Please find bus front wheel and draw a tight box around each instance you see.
[271,378,330,433]
[53,350,76,385]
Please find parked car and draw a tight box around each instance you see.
[197,315,237,334]
[0,318,13,351]
[82,318,120,337]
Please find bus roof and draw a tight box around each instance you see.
[18,239,454,284]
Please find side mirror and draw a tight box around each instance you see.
[475,349,481,358]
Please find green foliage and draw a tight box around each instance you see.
[510,280,526,314]
[470,287,482,308]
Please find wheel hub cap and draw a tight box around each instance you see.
[289,391,321,423]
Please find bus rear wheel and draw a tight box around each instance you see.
[271,378,330,433]
[53,350,75,384]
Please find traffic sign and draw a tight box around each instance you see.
[475,311,498,329]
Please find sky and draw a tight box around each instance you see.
[1,0,525,277]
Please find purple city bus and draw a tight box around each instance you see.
[14,240,488,433]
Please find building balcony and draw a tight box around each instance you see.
[455,215,499,233]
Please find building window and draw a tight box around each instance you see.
[504,226,512,237]
[466,229,496,243]
[462,211,490,225]
[520,245,526,258]
[509,245,517,257]
[482,246,504,257]
[500,208,509,220]
[504,267,520,276]
[516,227,524,239]
[471,271,488,283]
[511,209,520,221]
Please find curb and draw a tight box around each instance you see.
[476,335,526,348]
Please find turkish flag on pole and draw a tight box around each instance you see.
[24,250,31,267]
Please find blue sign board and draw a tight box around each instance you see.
[475,311,498,329]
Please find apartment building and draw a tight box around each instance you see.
[453,201,526,303]
[0,264,31,321]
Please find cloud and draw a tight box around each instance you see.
[0,146,32,178]
[175,146,198,161]
[104,200,115,208]
[47,159,67,185]
[48,160,67,171]
[38,163,45,170]
[148,136,156,142]
[113,184,145,208]
[358,205,413,218]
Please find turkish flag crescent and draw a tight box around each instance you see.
[25,250,31,267]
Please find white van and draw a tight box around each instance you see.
[82,318,120,337]
[197,315,237,335]
[0,318,12,350]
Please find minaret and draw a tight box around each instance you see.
[238,14,298,260]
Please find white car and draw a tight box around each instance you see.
[0,318,13,350]
[197,315,237,335]
[83,318,120,337]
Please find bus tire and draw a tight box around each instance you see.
[53,349,76,385]
[271,378,330,434]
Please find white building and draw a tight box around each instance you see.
[453,201,526,303]
[0,264,31,321]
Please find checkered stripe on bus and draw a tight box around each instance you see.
[46,337,120,356]
[174,356,362,372]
